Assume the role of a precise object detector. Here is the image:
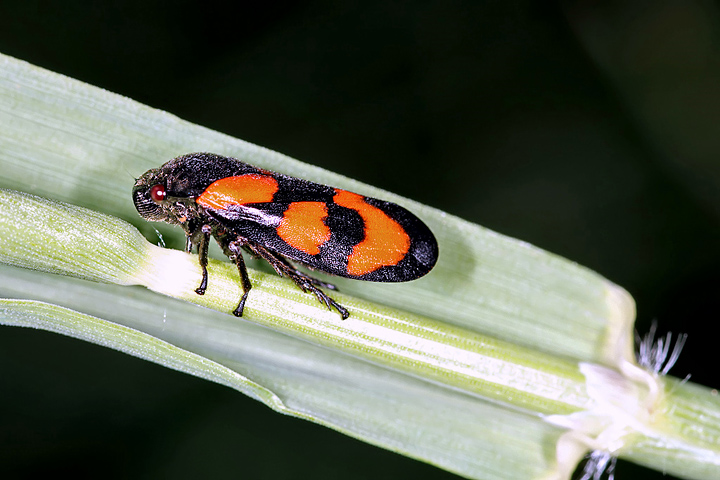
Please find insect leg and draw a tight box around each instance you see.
[241,245,262,260]
[255,249,339,291]
[227,239,253,317]
[194,225,212,295]
[295,271,338,290]
[246,243,350,319]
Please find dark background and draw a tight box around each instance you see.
[1,1,719,479]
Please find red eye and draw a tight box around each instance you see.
[149,184,166,202]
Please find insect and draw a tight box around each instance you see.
[132,153,438,319]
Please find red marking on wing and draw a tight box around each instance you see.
[277,202,331,255]
[197,174,279,210]
[333,190,410,276]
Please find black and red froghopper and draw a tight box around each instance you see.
[132,153,438,319]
